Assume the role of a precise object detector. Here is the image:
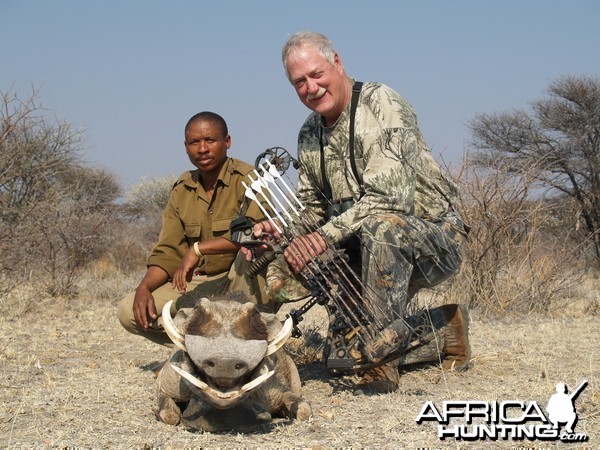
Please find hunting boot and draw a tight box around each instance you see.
[353,359,400,396]
[438,304,471,371]
[395,304,471,371]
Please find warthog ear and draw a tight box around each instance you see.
[233,303,269,341]
[198,297,212,309]
[260,312,283,342]
[186,298,217,336]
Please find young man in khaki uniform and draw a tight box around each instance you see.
[118,111,270,346]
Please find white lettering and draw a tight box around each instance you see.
[443,401,467,424]
[464,401,490,424]
[438,424,460,439]
[415,401,443,424]
[522,401,548,423]
[499,401,525,424]
[417,398,574,442]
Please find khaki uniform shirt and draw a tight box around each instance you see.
[296,81,458,244]
[147,157,265,277]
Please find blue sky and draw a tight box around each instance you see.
[2,0,598,190]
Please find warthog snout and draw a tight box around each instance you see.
[201,358,249,388]
[185,334,269,388]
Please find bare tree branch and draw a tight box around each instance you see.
[468,75,600,264]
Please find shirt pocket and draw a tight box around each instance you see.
[183,223,202,241]
[212,217,234,240]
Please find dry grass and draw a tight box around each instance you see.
[1,281,599,449]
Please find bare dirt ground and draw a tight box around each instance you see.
[1,286,599,449]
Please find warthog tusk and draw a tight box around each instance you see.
[170,364,210,390]
[170,363,275,409]
[265,316,293,356]
[162,300,187,352]
[240,367,275,393]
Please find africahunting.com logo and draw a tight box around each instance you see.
[416,380,589,443]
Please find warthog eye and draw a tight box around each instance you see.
[235,363,246,370]
[206,360,215,368]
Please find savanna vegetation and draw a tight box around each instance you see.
[2,76,598,316]
[1,77,598,448]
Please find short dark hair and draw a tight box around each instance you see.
[185,111,228,138]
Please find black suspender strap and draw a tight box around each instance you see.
[319,80,364,202]
[349,81,364,197]
[319,126,332,202]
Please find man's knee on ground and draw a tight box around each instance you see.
[117,293,138,333]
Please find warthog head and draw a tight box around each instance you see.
[162,295,293,409]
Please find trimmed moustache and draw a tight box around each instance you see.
[307,87,327,101]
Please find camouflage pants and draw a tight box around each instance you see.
[265,212,467,311]
[361,212,467,323]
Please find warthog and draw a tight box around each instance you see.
[155,292,312,431]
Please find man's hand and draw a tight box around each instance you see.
[133,284,157,330]
[241,221,327,272]
[241,220,282,261]
[172,247,200,293]
[284,231,327,272]
[132,266,169,330]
